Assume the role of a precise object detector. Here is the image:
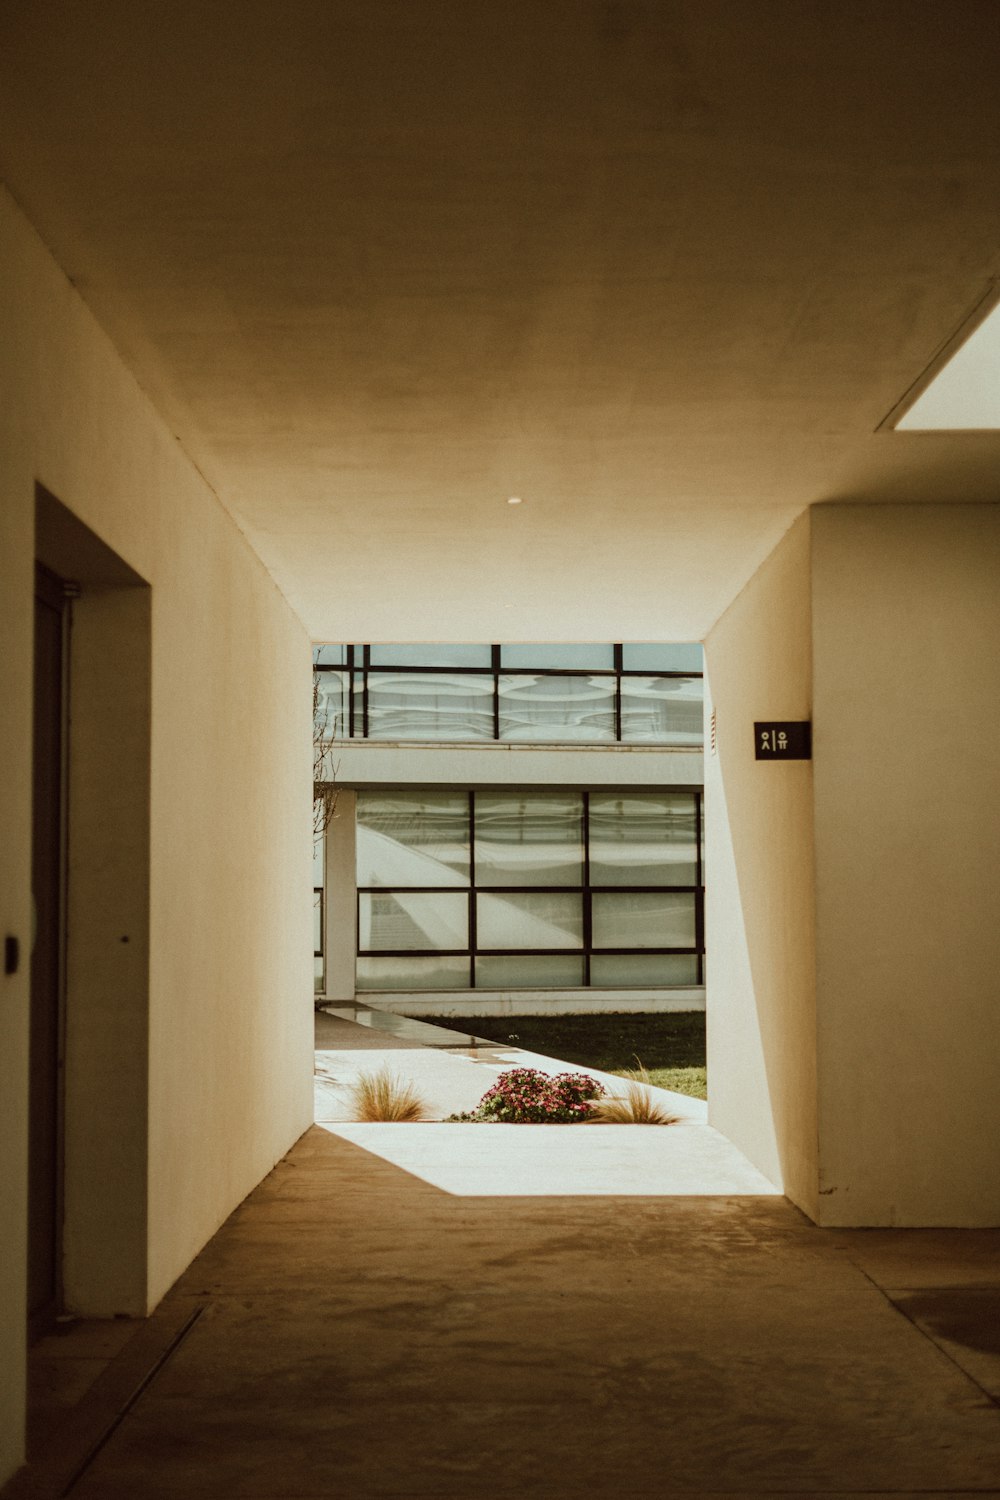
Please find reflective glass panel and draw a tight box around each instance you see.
[314,669,350,741]
[588,793,698,885]
[356,955,470,991]
[498,675,616,741]
[312,643,347,666]
[366,672,494,740]
[591,891,696,948]
[313,890,323,956]
[474,793,584,886]
[357,792,470,888]
[314,955,325,994]
[312,834,325,886]
[621,643,703,672]
[500,644,615,670]
[590,953,700,986]
[368,644,492,668]
[475,954,585,988]
[359,891,469,951]
[619,676,704,744]
[476,891,583,949]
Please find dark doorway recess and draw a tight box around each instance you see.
[29,562,71,1340]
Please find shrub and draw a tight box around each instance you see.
[448,1066,604,1123]
[347,1066,429,1122]
[589,1062,679,1125]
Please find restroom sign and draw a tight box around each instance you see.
[754,721,811,760]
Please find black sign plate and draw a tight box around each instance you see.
[754,721,811,760]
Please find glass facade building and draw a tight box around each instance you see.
[354,789,704,991]
[314,643,705,996]
[314,642,703,745]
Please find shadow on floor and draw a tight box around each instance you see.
[8,1124,1000,1499]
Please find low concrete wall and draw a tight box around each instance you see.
[326,740,703,788]
[333,989,706,1017]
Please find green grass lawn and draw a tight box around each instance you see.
[422,1011,708,1101]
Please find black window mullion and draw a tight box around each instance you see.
[582,790,592,986]
[695,889,705,982]
[491,644,500,739]
[468,790,477,986]
[695,789,703,889]
[695,790,704,984]
[614,643,623,741]
[314,888,324,959]
[347,645,356,738]
[468,789,476,884]
[362,645,370,739]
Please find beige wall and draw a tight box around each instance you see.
[0,189,313,1484]
[704,514,818,1214]
[811,503,1000,1226]
[706,502,1000,1228]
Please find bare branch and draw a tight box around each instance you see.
[313,673,341,845]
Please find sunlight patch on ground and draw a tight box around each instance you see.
[318,1119,781,1197]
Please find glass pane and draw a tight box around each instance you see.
[313,890,323,956]
[357,791,470,887]
[312,834,325,885]
[498,674,616,741]
[475,954,585,988]
[500,644,615,670]
[590,954,700,986]
[366,672,494,740]
[621,643,703,672]
[314,955,325,994]
[476,891,583,949]
[589,793,697,885]
[312,643,347,666]
[619,676,704,744]
[475,793,583,886]
[314,669,350,740]
[368,643,492,668]
[357,955,470,991]
[359,891,469,951]
[591,891,696,948]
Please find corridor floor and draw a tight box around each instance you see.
[11,1125,1000,1499]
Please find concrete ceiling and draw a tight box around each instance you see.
[2,1,1000,640]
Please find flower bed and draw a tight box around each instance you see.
[448,1066,604,1124]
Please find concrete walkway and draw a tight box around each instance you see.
[11,1127,1000,1499]
[9,1009,999,1498]
[314,1007,776,1197]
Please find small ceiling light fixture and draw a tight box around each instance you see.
[507,495,523,506]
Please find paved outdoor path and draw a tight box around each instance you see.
[11,1010,1000,1498]
[313,1008,778,1195]
[12,1123,1000,1499]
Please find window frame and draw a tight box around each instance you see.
[355,788,704,990]
[314,644,703,746]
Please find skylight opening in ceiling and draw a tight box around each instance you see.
[895,290,1000,430]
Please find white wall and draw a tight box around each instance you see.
[811,503,1000,1226]
[0,189,313,1484]
[328,741,703,788]
[704,514,818,1214]
[348,990,705,1018]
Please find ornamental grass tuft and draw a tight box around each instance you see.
[588,1061,680,1125]
[347,1065,429,1122]
[448,1066,604,1124]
